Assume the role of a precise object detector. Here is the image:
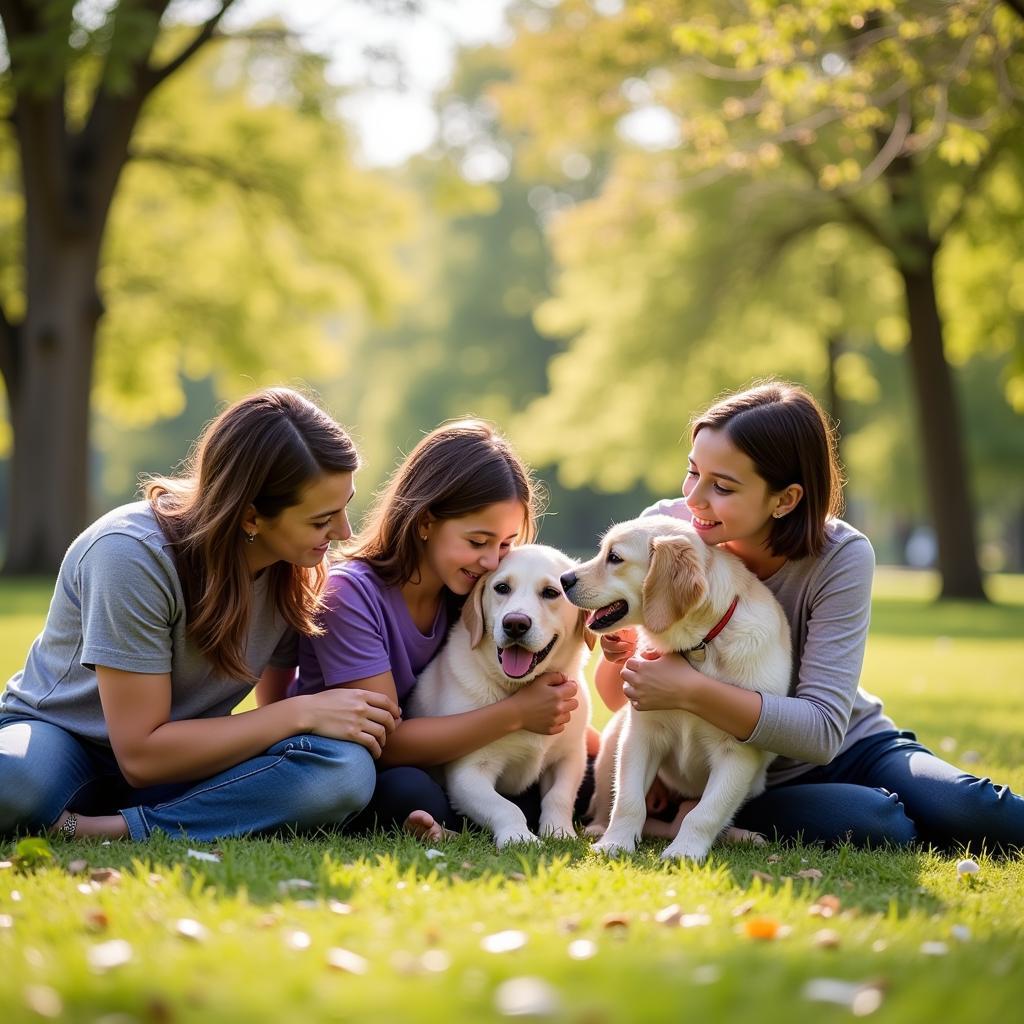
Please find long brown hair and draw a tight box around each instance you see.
[145,387,359,682]
[691,381,844,560]
[349,419,541,587]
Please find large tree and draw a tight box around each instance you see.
[497,0,1024,599]
[0,1,410,573]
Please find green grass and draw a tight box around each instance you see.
[2,570,1023,1023]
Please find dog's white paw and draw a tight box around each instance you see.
[722,826,766,846]
[592,835,636,857]
[539,819,576,840]
[583,822,608,839]
[660,837,712,864]
[495,829,540,849]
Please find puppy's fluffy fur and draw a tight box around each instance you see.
[563,515,791,862]
[407,544,592,848]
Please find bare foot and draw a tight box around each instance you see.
[51,810,129,840]
[403,810,457,843]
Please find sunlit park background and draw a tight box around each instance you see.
[1,2,1024,1022]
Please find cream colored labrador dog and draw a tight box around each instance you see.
[561,515,791,863]
[408,544,592,849]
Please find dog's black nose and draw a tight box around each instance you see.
[560,571,577,593]
[502,612,532,639]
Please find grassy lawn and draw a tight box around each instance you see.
[1,569,1022,1023]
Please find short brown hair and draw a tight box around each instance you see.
[349,419,541,586]
[691,381,844,560]
[145,387,359,681]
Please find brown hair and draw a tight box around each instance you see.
[144,387,359,682]
[691,381,844,560]
[349,419,541,587]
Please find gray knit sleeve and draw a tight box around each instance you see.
[744,535,875,764]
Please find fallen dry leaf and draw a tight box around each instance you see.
[750,871,775,883]
[23,984,63,1019]
[89,868,121,885]
[327,947,370,975]
[743,917,781,940]
[507,872,527,882]
[601,912,631,930]
[732,899,756,917]
[766,854,782,864]
[654,904,682,926]
[83,909,109,932]
[797,868,824,881]
[802,978,884,1016]
[809,894,842,918]
[813,928,841,949]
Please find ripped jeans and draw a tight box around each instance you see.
[0,714,376,841]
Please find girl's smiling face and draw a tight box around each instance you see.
[419,499,526,596]
[682,428,785,551]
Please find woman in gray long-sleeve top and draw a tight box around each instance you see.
[596,381,1024,852]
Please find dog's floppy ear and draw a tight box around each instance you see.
[641,536,707,635]
[461,572,492,648]
[575,607,597,650]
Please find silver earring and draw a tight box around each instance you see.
[244,531,256,544]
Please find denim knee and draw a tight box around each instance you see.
[285,737,377,827]
[851,789,917,848]
[0,756,53,833]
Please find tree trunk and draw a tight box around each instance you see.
[898,248,987,601]
[4,235,103,574]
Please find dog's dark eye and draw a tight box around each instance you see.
[493,581,511,595]
[607,551,624,565]
[541,587,560,600]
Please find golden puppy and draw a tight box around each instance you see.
[561,515,791,862]
[409,545,593,848]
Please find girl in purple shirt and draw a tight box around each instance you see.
[292,420,581,842]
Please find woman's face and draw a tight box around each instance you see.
[419,499,525,596]
[682,428,782,549]
[247,471,356,571]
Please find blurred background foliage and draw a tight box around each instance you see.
[1,0,1022,576]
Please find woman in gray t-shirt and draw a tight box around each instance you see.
[0,388,399,842]
[597,382,1024,851]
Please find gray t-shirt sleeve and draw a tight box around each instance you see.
[78,532,180,674]
[267,628,299,669]
[745,535,875,764]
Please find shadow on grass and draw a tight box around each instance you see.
[4,829,947,920]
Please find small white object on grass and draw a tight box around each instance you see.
[186,848,220,863]
[327,947,370,975]
[567,939,597,960]
[495,977,561,1017]
[481,929,528,954]
[956,858,980,879]
[87,939,134,972]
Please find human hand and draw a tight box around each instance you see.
[620,651,699,712]
[511,672,580,735]
[599,627,638,665]
[297,688,401,758]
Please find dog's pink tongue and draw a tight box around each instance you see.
[588,603,619,627]
[500,645,534,678]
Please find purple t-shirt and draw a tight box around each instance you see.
[294,559,448,707]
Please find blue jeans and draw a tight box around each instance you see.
[0,714,376,841]
[732,730,1024,853]
[348,761,597,835]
